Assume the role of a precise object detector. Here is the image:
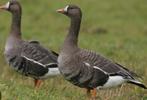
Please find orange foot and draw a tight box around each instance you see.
[34,79,42,88]
[86,88,97,100]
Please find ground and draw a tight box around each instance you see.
[0,0,147,99]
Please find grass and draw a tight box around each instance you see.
[0,0,147,99]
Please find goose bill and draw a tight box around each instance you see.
[56,8,65,13]
[0,2,10,9]
[0,5,6,9]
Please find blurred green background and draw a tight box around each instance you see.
[0,0,147,99]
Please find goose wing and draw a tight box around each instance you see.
[21,41,58,65]
[78,49,138,80]
[9,41,58,77]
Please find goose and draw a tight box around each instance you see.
[57,5,146,99]
[0,0,60,88]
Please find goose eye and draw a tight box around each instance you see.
[9,1,15,6]
[10,3,14,5]
[69,7,74,10]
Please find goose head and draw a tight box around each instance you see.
[57,5,82,19]
[0,0,21,13]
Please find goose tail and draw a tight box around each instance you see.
[128,80,147,89]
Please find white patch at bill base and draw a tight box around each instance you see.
[5,2,10,9]
[64,5,69,12]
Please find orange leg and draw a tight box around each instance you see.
[86,88,97,100]
[34,79,42,88]
[90,88,97,100]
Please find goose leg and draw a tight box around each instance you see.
[34,79,42,88]
[86,88,91,99]
[86,88,97,100]
[90,88,97,100]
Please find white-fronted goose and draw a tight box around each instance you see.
[57,5,146,99]
[0,0,60,88]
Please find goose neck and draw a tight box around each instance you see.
[63,17,81,49]
[10,11,21,38]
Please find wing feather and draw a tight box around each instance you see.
[78,49,138,80]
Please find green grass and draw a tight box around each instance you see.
[0,0,147,99]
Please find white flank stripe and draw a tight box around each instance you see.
[99,76,126,89]
[45,63,57,67]
[93,66,107,74]
[83,62,108,74]
[22,56,45,67]
[83,62,90,67]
